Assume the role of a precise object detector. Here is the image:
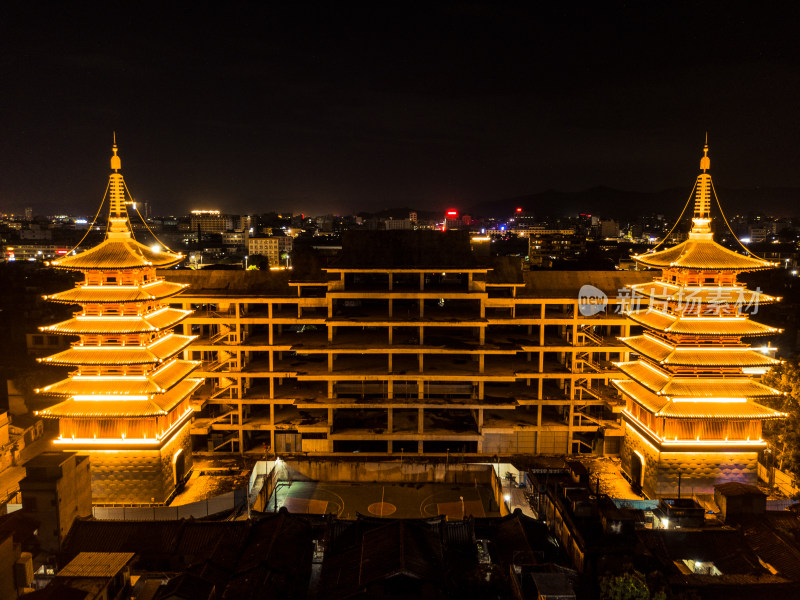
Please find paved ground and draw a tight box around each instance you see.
[268,481,500,520]
[170,469,251,506]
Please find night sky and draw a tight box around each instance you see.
[2,3,800,217]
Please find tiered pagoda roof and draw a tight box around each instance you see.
[613,140,785,441]
[35,139,202,447]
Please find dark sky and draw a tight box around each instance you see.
[2,2,800,216]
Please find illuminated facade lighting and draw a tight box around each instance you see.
[35,139,202,505]
[614,140,785,497]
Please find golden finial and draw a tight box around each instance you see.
[110,133,121,172]
[700,133,710,172]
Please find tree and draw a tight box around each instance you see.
[599,571,650,600]
[762,359,800,483]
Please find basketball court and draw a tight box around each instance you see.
[267,481,498,520]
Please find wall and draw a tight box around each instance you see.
[622,428,759,497]
[88,422,193,505]
[0,535,16,600]
[282,458,494,485]
[482,432,537,454]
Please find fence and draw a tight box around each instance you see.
[92,488,248,520]
[758,461,799,498]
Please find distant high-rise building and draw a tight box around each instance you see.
[614,142,785,497]
[24,207,32,220]
[190,210,233,234]
[35,141,202,505]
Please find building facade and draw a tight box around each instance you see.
[35,143,202,505]
[168,265,652,457]
[247,235,293,267]
[614,143,785,497]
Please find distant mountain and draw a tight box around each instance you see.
[468,186,800,219]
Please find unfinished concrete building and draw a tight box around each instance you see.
[170,234,651,457]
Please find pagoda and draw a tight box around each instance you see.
[613,141,786,497]
[35,140,202,505]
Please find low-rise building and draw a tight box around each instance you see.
[19,452,92,554]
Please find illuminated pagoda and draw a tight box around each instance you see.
[614,140,786,497]
[35,140,201,505]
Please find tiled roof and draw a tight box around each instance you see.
[52,238,183,270]
[620,335,779,368]
[628,282,778,305]
[657,400,785,420]
[57,552,135,577]
[45,280,186,304]
[633,238,776,271]
[41,308,191,335]
[627,309,780,337]
[38,334,195,366]
[616,361,782,399]
[40,359,198,397]
[38,378,200,418]
[613,378,670,413]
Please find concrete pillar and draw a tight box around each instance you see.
[418,408,424,433]
[388,408,393,433]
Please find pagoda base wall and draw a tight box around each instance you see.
[621,427,758,498]
[79,422,193,505]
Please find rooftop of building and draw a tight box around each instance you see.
[57,551,135,578]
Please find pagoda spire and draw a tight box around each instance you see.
[691,135,712,236]
[107,135,132,238]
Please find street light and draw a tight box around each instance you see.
[244,255,248,269]
[460,495,465,520]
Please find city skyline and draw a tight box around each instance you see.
[3,4,800,216]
